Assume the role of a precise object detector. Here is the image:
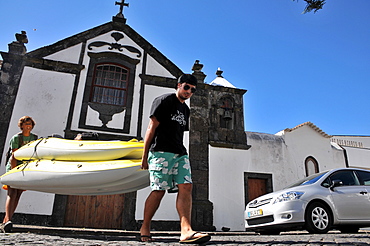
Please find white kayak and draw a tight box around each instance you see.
[22,171,150,195]
[14,138,144,161]
[0,159,149,195]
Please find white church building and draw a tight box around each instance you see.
[1,2,369,232]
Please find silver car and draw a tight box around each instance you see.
[245,168,370,234]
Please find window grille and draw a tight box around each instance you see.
[90,64,129,106]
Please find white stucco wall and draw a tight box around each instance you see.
[343,147,370,169]
[209,146,250,231]
[10,67,75,137]
[247,132,295,190]
[283,125,346,175]
[44,43,82,64]
[145,55,175,78]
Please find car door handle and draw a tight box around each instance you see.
[360,191,368,195]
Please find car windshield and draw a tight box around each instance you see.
[284,171,328,189]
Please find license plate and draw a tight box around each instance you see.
[248,209,263,218]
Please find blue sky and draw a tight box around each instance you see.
[1,0,370,136]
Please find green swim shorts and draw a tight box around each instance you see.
[148,151,192,191]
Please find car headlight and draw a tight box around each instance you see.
[273,191,304,204]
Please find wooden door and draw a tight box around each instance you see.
[244,173,272,207]
[64,194,125,229]
[247,178,267,202]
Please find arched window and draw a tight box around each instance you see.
[79,51,139,133]
[90,63,129,106]
[305,156,319,177]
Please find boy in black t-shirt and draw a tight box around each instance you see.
[139,74,211,244]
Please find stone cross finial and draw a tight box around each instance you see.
[115,0,129,18]
[191,60,206,83]
[15,31,28,44]
[216,67,224,78]
[9,30,28,55]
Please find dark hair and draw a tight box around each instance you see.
[18,116,36,130]
[176,74,197,88]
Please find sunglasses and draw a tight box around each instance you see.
[183,84,197,93]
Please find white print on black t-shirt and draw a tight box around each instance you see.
[171,110,186,126]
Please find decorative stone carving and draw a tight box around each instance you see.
[88,32,142,57]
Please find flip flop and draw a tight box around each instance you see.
[179,232,211,244]
[136,234,153,242]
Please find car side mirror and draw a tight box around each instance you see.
[330,179,343,191]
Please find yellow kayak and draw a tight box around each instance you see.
[14,138,143,161]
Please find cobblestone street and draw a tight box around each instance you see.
[0,225,369,245]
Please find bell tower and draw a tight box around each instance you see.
[208,68,250,149]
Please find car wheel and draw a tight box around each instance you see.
[339,226,359,233]
[305,202,332,234]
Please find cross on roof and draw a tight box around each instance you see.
[115,0,129,18]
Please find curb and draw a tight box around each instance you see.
[13,224,256,236]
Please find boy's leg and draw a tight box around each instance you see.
[174,155,210,243]
[177,183,193,237]
[140,190,165,241]
[3,188,23,223]
[140,152,171,241]
[177,184,210,242]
